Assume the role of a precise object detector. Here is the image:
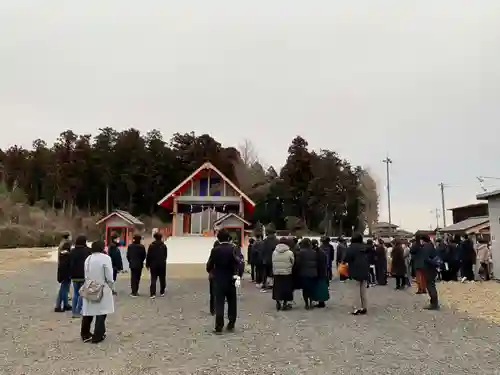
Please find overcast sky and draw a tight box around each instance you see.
[1,1,499,230]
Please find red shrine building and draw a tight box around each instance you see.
[157,162,255,245]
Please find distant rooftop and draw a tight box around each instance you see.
[448,202,488,211]
[440,216,489,233]
[477,190,500,201]
[373,221,398,229]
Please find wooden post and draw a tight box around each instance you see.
[207,171,211,196]
[172,198,177,236]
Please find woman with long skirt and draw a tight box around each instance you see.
[272,239,295,311]
[296,238,318,310]
[313,245,330,308]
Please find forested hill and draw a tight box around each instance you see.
[0,128,378,236]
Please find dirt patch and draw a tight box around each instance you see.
[0,247,52,274]
[439,281,500,324]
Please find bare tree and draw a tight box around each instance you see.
[359,167,379,235]
[238,138,259,167]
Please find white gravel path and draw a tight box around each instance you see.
[1,261,500,375]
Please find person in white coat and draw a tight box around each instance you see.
[80,240,116,344]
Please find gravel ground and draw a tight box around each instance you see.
[438,280,500,324]
[1,261,500,375]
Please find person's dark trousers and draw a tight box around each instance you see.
[395,276,404,289]
[261,264,272,288]
[327,266,333,281]
[113,268,118,282]
[71,281,84,316]
[368,266,376,285]
[209,278,215,315]
[441,269,451,282]
[450,261,459,281]
[255,264,263,284]
[55,280,71,310]
[302,289,311,308]
[461,261,474,281]
[250,263,256,282]
[81,314,107,343]
[480,262,490,281]
[150,266,167,296]
[425,270,439,308]
[130,267,142,295]
[214,280,237,332]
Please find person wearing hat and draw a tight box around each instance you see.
[126,234,146,297]
[206,229,241,334]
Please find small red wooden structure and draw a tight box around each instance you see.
[95,210,145,247]
[213,213,251,246]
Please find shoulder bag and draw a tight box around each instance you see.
[79,255,105,303]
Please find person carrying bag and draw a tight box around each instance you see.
[80,241,116,344]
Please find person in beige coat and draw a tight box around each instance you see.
[477,240,492,280]
[272,240,295,311]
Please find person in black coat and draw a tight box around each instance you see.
[252,235,264,285]
[126,234,146,297]
[344,233,370,315]
[319,237,334,281]
[375,239,388,285]
[440,239,456,281]
[206,229,241,334]
[459,235,476,281]
[366,239,377,286]
[146,232,168,298]
[208,240,220,315]
[314,245,330,307]
[261,230,279,290]
[420,235,440,310]
[391,240,406,289]
[296,238,318,310]
[55,233,73,312]
[108,234,124,282]
[69,234,91,317]
[336,237,348,281]
[247,238,256,282]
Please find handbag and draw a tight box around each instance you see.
[338,263,349,277]
[79,255,105,303]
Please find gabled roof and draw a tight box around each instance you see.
[373,221,398,229]
[213,213,251,227]
[157,162,256,213]
[439,216,489,233]
[96,210,144,226]
[448,202,488,211]
[477,190,500,200]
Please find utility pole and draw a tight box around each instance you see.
[382,156,393,231]
[439,182,446,227]
[430,208,440,229]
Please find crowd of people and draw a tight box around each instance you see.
[54,227,493,340]
[54,231,168,343]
